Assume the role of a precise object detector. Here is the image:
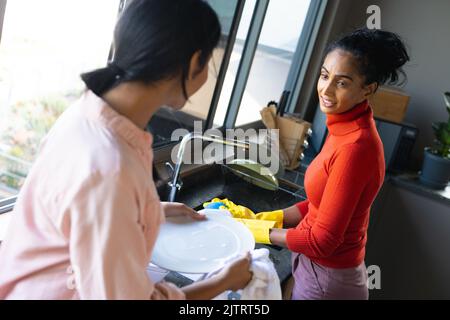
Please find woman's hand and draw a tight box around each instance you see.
[161,202,206,221]
[217,252,253,291]
[182,252,253,299]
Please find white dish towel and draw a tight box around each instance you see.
[210,248,282,300]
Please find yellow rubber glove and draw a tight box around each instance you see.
[221,199,256,219]
[234,218,275,244]
[203,199,283,228]
[254,210,284,229]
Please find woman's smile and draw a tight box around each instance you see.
[320,96,336,108]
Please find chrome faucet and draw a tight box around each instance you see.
[166,132,250,202]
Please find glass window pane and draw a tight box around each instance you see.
[212,0,256,128]
[181,0,236,120]
[235,0,311,126]
[0,0,120,198]
[146,0,240,147]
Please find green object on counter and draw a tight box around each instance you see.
[226,159,279,191]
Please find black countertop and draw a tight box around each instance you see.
[281,162,450,206]
[387,172,450,205]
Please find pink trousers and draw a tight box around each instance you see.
[291,253,369,300]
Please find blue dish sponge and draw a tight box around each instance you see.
[204,202,227,210]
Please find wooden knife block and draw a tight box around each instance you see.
[276,115,311,170]
[260,107,311,170]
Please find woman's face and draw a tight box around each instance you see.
[186,58,210,98]
[169,53,211,110]
[317,49,375,115]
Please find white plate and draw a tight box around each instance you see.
[151,209,255,274]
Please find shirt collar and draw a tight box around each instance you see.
[326,100,373,136]
[82,90,153,152]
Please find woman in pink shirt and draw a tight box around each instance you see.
[0,0,252,299]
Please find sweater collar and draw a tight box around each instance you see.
[326,100,373,136]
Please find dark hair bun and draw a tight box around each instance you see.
[325,28,410,86]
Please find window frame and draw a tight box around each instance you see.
[0,0,6,43]
[284,0,328,115]
[204,0,245,131]
[153,0,246,158]
[222,0,328,129]
[0,194,14,214]
[223,0,269,129]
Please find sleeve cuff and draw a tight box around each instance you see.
[295,200,309,217]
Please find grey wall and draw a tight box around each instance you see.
[341,0,450,170]
[366,181,450,299]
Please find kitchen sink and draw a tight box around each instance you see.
[156,163,303,287]
[157,163,305,213]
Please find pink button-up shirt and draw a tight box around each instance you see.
[0,90,184,299]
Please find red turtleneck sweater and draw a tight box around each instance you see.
[286,100,385,268]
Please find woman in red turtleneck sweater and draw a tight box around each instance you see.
[266,28,409,300]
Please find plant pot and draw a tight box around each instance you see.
[419,148,450,189]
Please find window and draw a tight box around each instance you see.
[212,0,324,129]
[234,0,312,126]
[0,0,120,199]
[0,0,327,200]
[146,0,240,148]
[212,0,256,128]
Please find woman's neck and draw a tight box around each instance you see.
[101,81,178,130]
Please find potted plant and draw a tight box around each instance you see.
[419,92,450,189]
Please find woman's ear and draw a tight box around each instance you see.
[364,82,378,99]
[188,50,204,80]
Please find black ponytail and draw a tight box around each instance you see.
[81,63,125,97]
[81,0,221,97]
[325,28,410,87]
